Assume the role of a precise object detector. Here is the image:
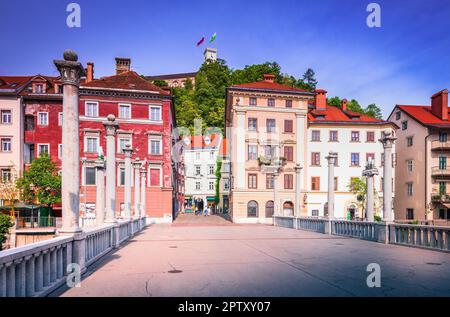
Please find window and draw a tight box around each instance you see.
[329,130,338,142]
[248,174,257,189]
[149,139,162,155]
[34,84,44,93]
[366,153,375,164]
[439,182,446,196]
[266,174,274,189]
[265,201,274,217]
[311,130,320,141]
[208,165,215,175]
[311,177,320,191]
[284,174,293,189]
[267,98,275,107]
[407,160,413,172]
[333,153,339,166]
[1,169,11,182]
[247,201,258,218]
[85,102,98,117]
[195,182,201,190]
[38,112,48,125]
[351,131,360,142]
[248,145,258,160]
[311,210,319,217]
[284,146,293,161]
[85,137,99,153]
[311,152,320,166]
[84,167,96,185]
[439,132,448,142]
[248,118,257,131]
[1,110,11,124]
[406,182,413,196]
[406,208,414,220]
[265,145,276,158]
[351,153,360,166]
[195,165,201,176]
[249,97,257,106]
[38,144,49,156]
[284,120,293,133]
[58,112,63,126]
[1,138,11,152]
[439,156,447,170]
[150,168,161,187]
[118,138,131,154]
[266,119,276,133]
[407,136,413,147]
[224,178,230,190]
[402,120,408,130]
[396,111,401,120]
[25,115,34,131]
[119,104,131,119]
[366,131,375,142]
[150,106,162,121]
[210,151,215,159]
[58,144,63,159]
[208,181,214,191]
[285,100,292,108]
[195,152,200,161]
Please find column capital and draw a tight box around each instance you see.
[133,158,142,169]
[379,130,396,148]
[94,159,106,169]
[295,164,303,173]
[325,151,338,165]
[103,114,119,136]
[53,50,86,87]
[123,143,133,158]
[140,167,147,175]
[235,109,247,116]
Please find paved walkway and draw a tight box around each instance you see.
[54,222,450,297]
[172,213,233,226]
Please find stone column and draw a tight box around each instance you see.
[380,130,396,222]
[54,50,86,233]
[363,158,379,222]
[103,115,119,223]
[295,165,303,217]
[123,144,133,219]
[133,158,142,217]
[235,110,246,189]
[325,152,338,218]
[140,166,147,218]
[94,159,106,226]
[273,171,280,216]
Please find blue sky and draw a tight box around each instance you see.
[1,0,450,118]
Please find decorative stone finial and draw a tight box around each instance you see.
[63,49,78,62]
[107,114,116,122]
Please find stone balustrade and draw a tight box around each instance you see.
[390,223,450,252]
[331,220,379,241]
[0,217,146,297]
[273,216,295,229]
[296,217,327,233]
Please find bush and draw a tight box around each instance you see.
[0,214,14,251]
[374,215,382,222]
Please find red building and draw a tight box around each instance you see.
[21,58,182,223]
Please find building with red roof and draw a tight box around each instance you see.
[388,89,450,223]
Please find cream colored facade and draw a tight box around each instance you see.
[226,83,313,224]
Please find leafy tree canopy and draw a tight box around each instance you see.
[327,96,383,119]
[0,214,13,251]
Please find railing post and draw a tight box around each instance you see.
[72,233,86,274]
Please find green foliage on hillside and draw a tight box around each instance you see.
[327,96,383,119]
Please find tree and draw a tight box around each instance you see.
[348,177,381,219]
[214,158,222,204]
[152,79,169,87]
[365,103,383,119]
[302,68,318,91]
[231,62,282,85]
[327,96,383,119]
[0,167,20,218]
[16,154,61,206]
[0,214,13,251]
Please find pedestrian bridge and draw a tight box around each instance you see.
[2,215,450,297]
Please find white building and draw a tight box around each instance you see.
[183,134,222,213]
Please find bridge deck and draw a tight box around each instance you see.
[54,220,450,297]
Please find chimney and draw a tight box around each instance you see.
[263,74,275,83]
[315,89,327,110]
[431,89,449,120]
[115,57,131,75]
[86,62,94,83]
[341,98,348,111]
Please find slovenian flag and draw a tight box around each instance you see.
[209,32,217,43]
[196,36,205,47]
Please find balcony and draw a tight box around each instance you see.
[431,166,450,178]
[431,140,450,151]
[431,194,450,203]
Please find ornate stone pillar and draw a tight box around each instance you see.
[235,110,246,189]
[326,152,338,218]
[362,158,379,222]
[54,50,86,233]
[295,165,303,217]
[103,115,119,223]
[133,158,142,217]
[380,130,396,222]
[123,144,133,219]
[94,159,106,226]
[273,171,280,216]
[140,166,147,219]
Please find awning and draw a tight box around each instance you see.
[206,197,216,202]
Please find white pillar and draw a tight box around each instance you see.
[103,115,119,223]
[94,159,106,226]
[54,50,85,233]
[140,166,147,218]
[326,152,338,218]
[273,171,280,216]
[366,175,375,222]
[123,144,133,219]
[235,110,246,189]
[133,158,142,217]
[380,130,396,222]
[295,165,303,217]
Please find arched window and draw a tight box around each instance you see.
[265,201,274,218]
[283,201,294,217]
[247,201,258,218]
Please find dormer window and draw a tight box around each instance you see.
[34,84,44,93]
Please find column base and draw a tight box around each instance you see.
[57,227,82,235]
